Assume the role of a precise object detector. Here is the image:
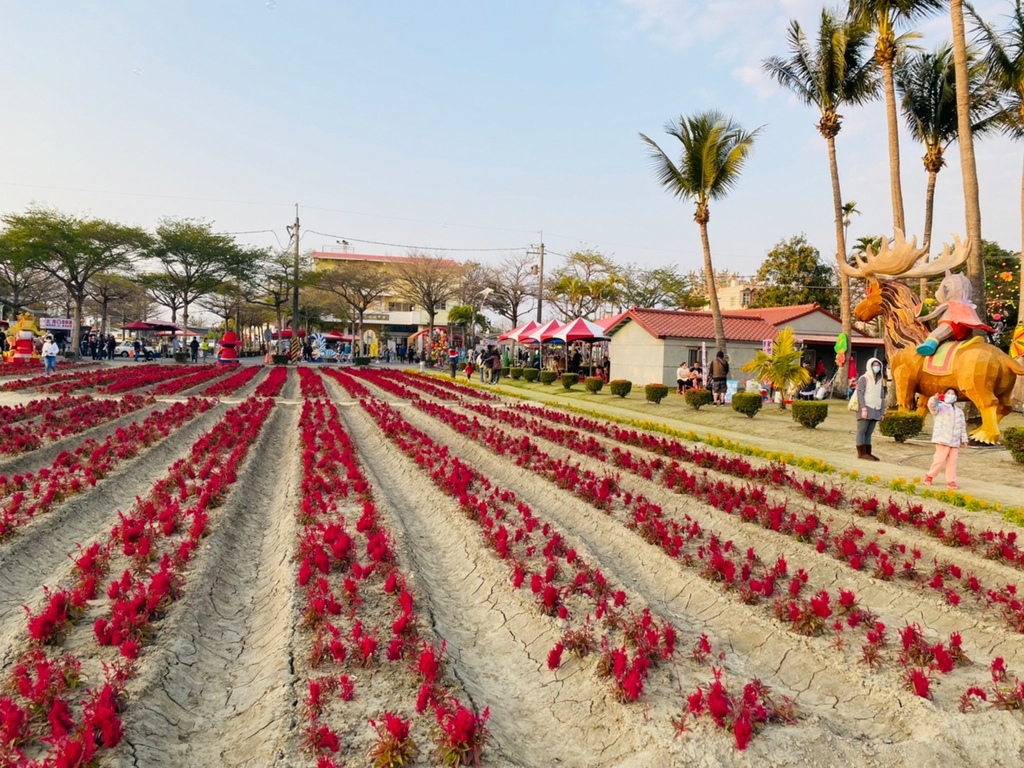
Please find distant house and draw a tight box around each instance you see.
[600,303,883,387]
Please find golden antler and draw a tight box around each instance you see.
[898,235,972,279]
[838,229,929,279]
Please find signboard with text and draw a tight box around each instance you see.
[40,317,74,331]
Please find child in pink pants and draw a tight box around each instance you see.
[924,388,969,490]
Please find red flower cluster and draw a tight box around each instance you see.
[199,364,261,397]
[0,394,151,456]
[254,366,288,397]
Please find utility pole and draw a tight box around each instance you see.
[535,231,545,323]
[286,204,301,364]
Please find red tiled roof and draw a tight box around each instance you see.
[616,307,779,342]
[596,311,628,332]
[728,303,869,336]
[728,303,823,324]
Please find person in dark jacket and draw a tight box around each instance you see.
[710,350,729,406]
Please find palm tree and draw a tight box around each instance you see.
[952,0,986,308]
[896,42,998,299]
[848,0,945,232]
[640,112,763,354]
[843,200,861,245]
[970,0,1024,328]
[740,327,809,409]
[763,10,878,344]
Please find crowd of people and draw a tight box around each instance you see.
[80,334,118,360]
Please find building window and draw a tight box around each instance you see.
[741,290,752,307]
[388,301,414,312]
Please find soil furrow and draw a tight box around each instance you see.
[0,404,226,667]
[112,403,301,768]
[341,403,680,768]
[394,399,1022,765]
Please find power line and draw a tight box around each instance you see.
[305,230,528,253]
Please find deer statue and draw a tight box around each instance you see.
[840,229,1024,444]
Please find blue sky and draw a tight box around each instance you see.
[1,0,1019,281]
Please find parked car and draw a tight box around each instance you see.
[115,340,156,358]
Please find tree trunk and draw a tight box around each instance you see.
[182,302,189,337]
[427,312,436,362]
[100,298,109,336]
[883,59,906,233]
[827,135,851,341]
[921,168,939,301]
[358,310,365,357]
[698,222,726,355]
[71,290,85,357]
[950,0,986,307]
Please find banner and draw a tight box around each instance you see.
[40,317,73,330]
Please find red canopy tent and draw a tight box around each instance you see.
[498,320,539,343]
[522,319,564,344]
[271,329,307,339]
[551,317,610,343]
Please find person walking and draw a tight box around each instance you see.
[189,336,200,363]
[855,356,886,461]
[41,334,59,376]
[488,347,501,384]
[447,347,459,378]
[924,388,969,489]
[710,350,729,405]
[132,338,142,362]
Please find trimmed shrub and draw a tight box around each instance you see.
[584,376,604,394]
[609,379,632,398]
[878,410,925,442]
[272,354,290,365]
[644,383,669,404]
[561,372,579,390]
[173,352,189,363]
[510,367,524,380]
[792,400,828,429]
[731,392,763,419]
[1005,426,1024,464]
[685,388,713,411]
[539,370,558,385]
[523,368,540,382]
[500,366,511,378]
[355,356,371,366]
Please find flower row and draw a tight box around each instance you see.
[150,365,232,396]
[254,366,288,397]
[0,396,275,766]
[295,397,488,766]
[0,398,215,541]
[198,364,261,397]
[0,394,152,457]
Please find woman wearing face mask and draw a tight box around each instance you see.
[924,388,969,490]
[855,357,886,460]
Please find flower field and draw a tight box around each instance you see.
[1,362,1023,767]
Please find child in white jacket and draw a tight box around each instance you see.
[924,388,969,490]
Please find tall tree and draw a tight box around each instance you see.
[640,111,763,354]
[896,41,997,298]
[2,208,149,352]
[87,272,136,335]
[749,234,840,312]
[763,9,879,342]
[390,252,462,361]
[619,265,703,310]
[486,252,536,328]
[148,218,241,332]
[971,0,1024,328]
[848,0,946,232]
[141,272,184,323]
[951,0,986,309]
[547,249,620,319]
[0,229,52,318]
[318,261,389,356]
[245,250,295,344]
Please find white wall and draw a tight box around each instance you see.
[609,322,666,385]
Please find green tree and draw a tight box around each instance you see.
[982,240,1021,342]
[740,326,810,410]
[971,0,1024,328]
[896,42,999,298]
[763,9,879,343]
[2,207,150,353]
[848,0,946,233]
[619,265,703,310]
[640,111,763,354]
[750,235,840,312]
[87,272,136,335]
[0,229,52,319]
[547,249,620,319]
[148,218,243,332]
